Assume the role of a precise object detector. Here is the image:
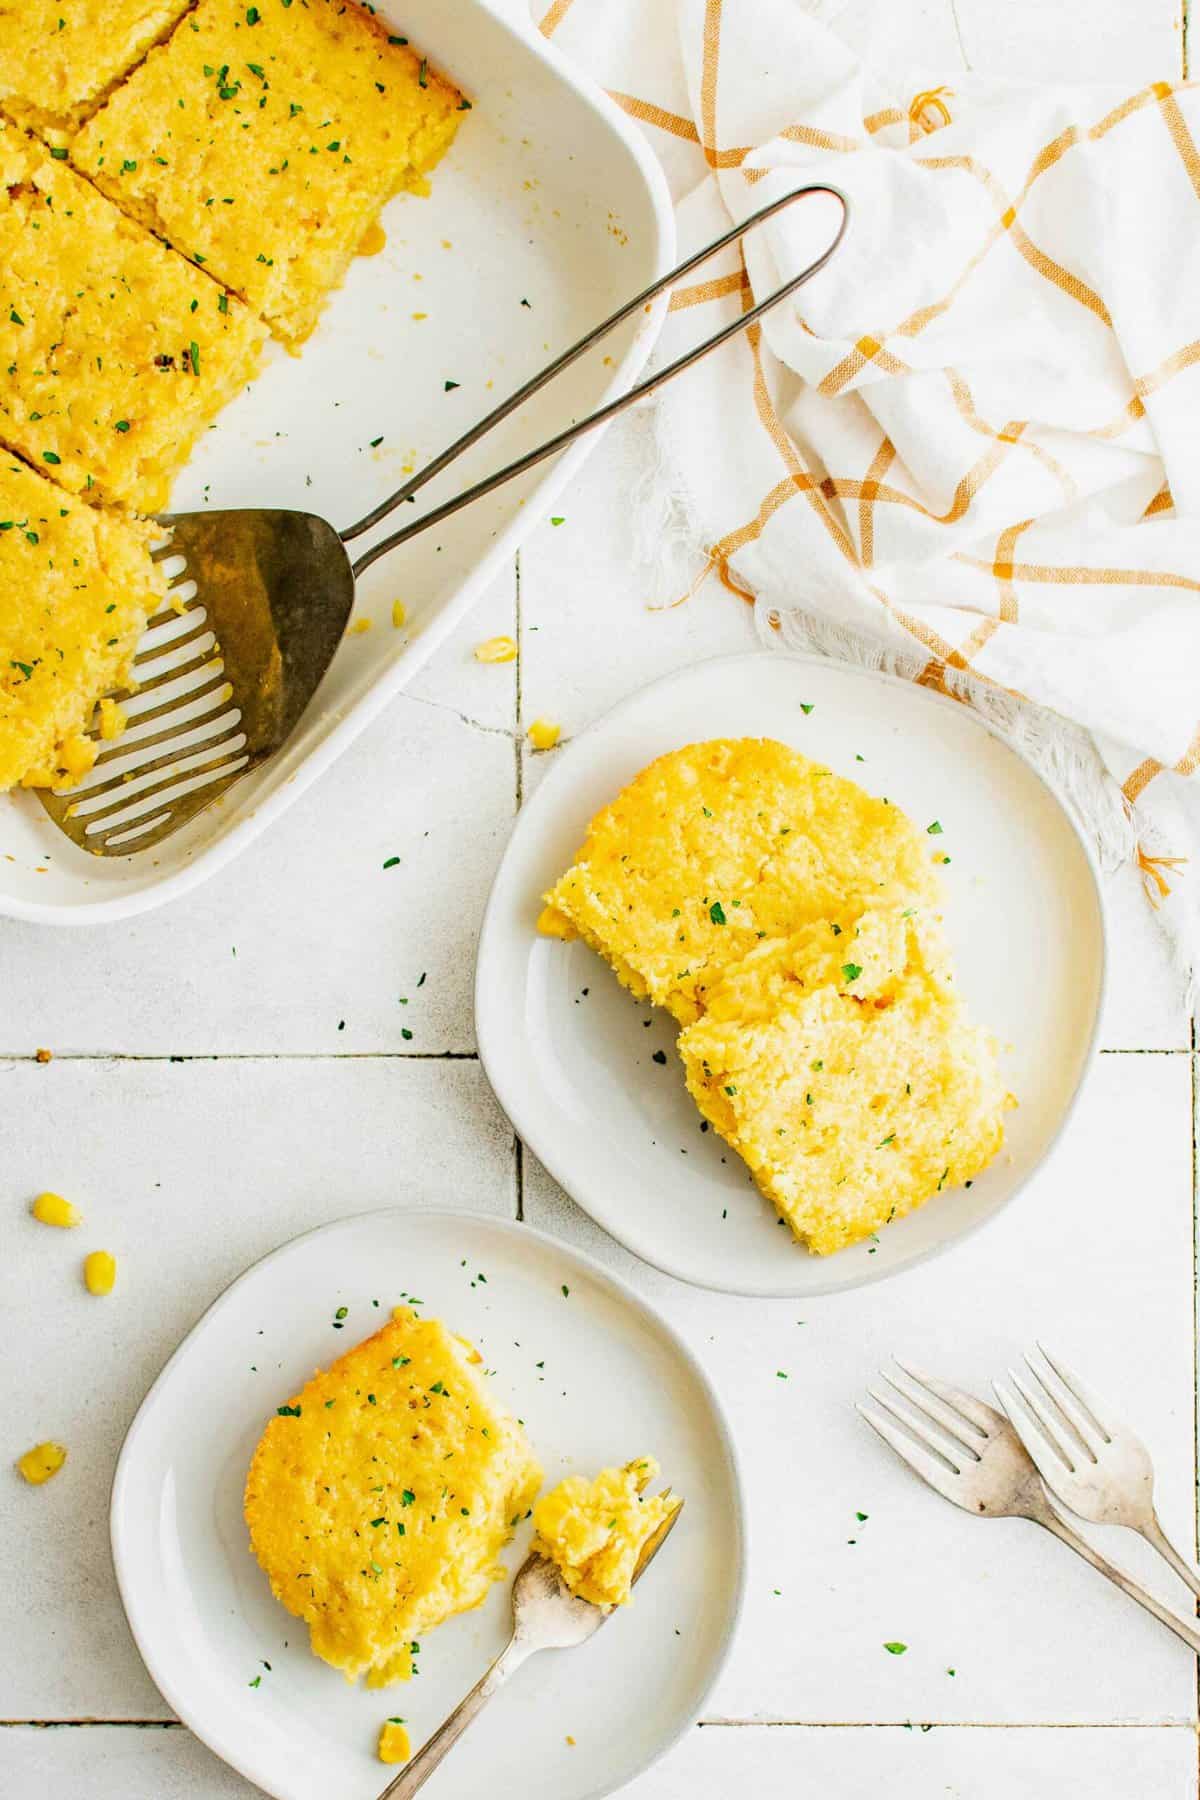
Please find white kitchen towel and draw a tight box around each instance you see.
[536,0,1200,974]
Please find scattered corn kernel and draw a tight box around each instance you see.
[17,1441,67,1485]
[349,617,373,636]
[377,1720,410,1765]
[358,221,387,257]
[84,1250,117,1296]
[35,1047,52,1064]
[97,698,127,742]
[31,1191,81,1228]
[474,635,518,664]
[528,717,561,751]
[391,600,407,629]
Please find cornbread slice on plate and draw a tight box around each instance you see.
[244,1309,542,1687]
[0,118,265,511]
[532,1456,681,1608]
[0,451,165,790]
[72,0,465,348]
[0,2,192,137]
[678,912,1010,1255]
[541,738,938,1026]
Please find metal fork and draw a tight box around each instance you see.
[38,183,847,854]
[858,1362,1200,1654]
[379,1494,683,1798]
[995,1344,1200,1601]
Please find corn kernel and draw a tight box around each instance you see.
[17,1441,67,1485]
[349,617,373,636]
[358,221,387,257]
[391,600,407,629]
[31,1191,81,1228]
[58,734,97,782]
[528,717,560,751]
[474,635,518,664]
[378,1720,410,1765]
[84,1250,117,1296]
[537,904,576,940]
[98,698,127,742]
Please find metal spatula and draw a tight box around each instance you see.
[38,184,846,855]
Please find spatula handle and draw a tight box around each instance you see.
[342,183,848,575]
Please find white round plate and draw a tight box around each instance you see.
[476,651,1106,1297]
[111,1207,744,1800]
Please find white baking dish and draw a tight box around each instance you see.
[0,0,673,924]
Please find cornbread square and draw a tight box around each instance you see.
[244,1310,542,1687]
[541,739,939,1026]
[0,2,192,136]
[532,1456,680,1608]
[0,451,165,789]
[72,0,465,347]
[0,118,265,511]
[677,913,1009,1255]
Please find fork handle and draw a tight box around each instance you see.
[377,1634,535,1799]
[1037,1509,1200,1655]
[1142,1514,1200,1604]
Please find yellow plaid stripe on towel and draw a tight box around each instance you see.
[539,0,1200,942]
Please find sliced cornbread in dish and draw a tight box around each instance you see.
[0,1,192,136]
[0,451,165,789]
[244,1309,542,1688]
[540,738,938,1026]
[677,911,1010,1255]
[532,1455,680,1607]
[72,0,464,348]
[0,118,265,510]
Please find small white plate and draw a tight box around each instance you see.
[111,1208,744,1800]
[475,651,1107,1297]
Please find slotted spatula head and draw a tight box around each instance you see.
[38,509,354,855]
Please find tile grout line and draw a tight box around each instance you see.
[3,1718,1195,1732]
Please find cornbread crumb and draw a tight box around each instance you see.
[16,1441,67,1485]
[377,1720,410,1765]
[73,0,464,347]
[34,1048,52,1064]
[0,1,192,134]
[532,1456,680,1607]
[0,118,265,510]
[391,601,407,629]
[0,454,165,790]
[475,636,518,664]
[679,913,1009,1254]
[543,739,938,1026]
[349,617,373,635]
[31,1191,81,1228]
[244,1310,541,1686]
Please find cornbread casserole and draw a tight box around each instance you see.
[541,738,1009,1253]
[0,451,165,789]
[532,1456,680,1608]
[244,1310,541,1686]
[541,738,939,1027]
[72,0,464,347]
[0,2,191,136]
[679,911,1009,1255]
[0,117,265,511]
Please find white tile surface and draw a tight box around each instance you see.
[523,1053,1198,1726]
[2,1721,1195,1800]
[1,1058,515,1718]
[2,3,1195,1796]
